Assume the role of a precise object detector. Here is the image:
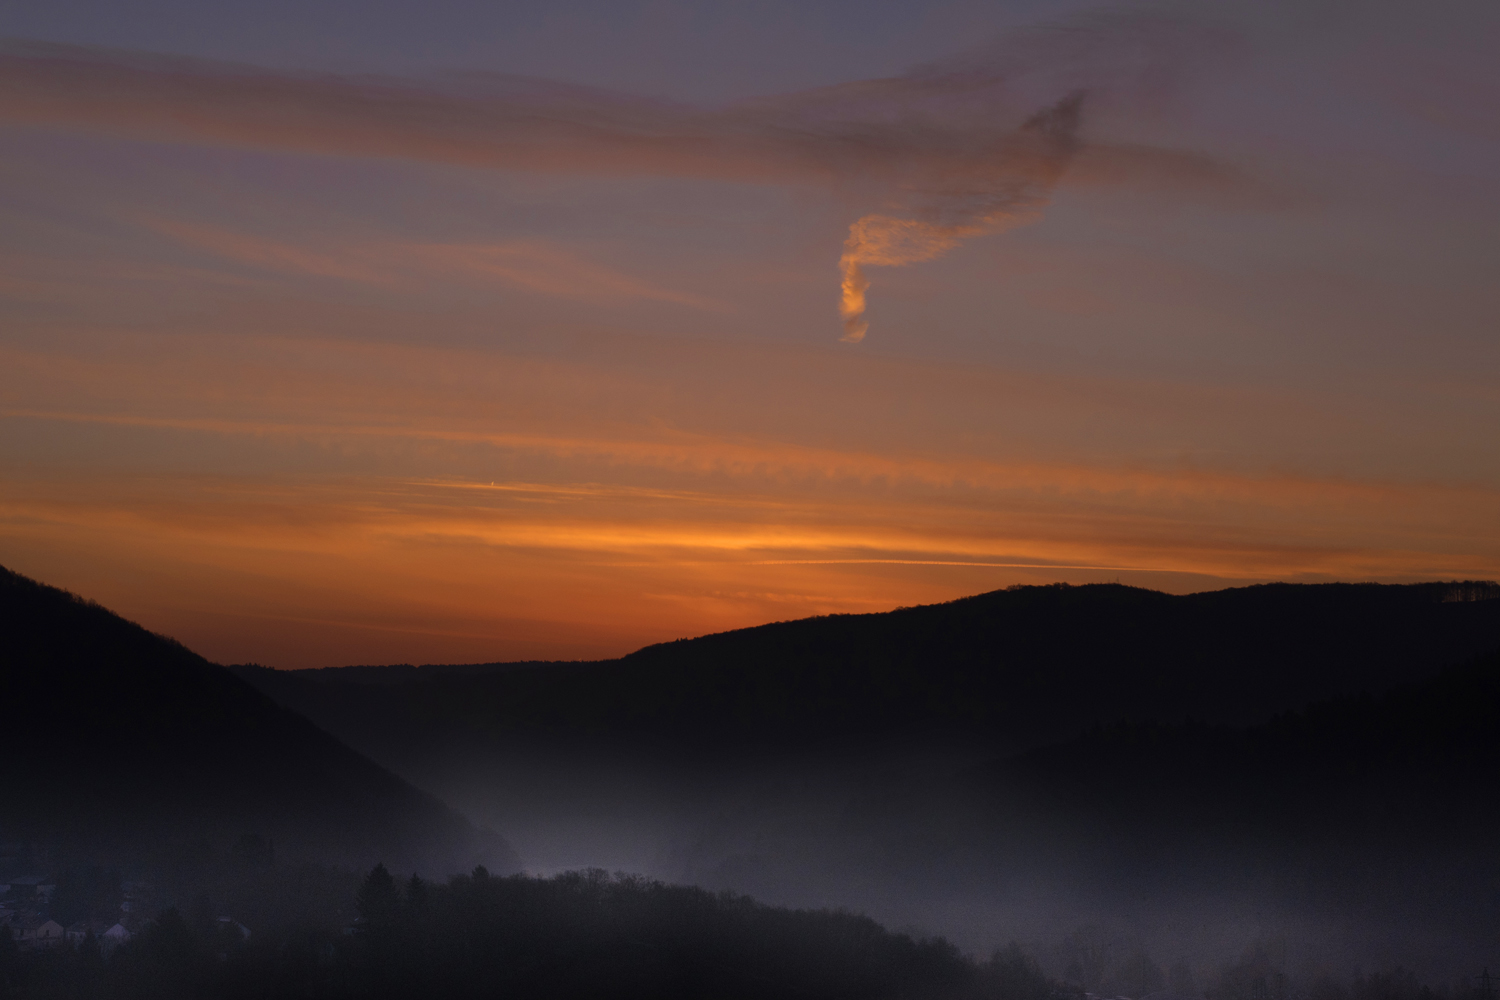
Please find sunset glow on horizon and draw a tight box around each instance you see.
[2,1,1498,667]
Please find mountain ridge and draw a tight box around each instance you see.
[0,564,519,876]
[232,580,1500,761]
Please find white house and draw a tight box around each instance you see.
[66,920,110,947]
[23,919,65,948]
[6,876,56,902]
[101,923,131,955]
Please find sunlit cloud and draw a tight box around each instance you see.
[5,404,1495,573]
[5,314,1497,668]
[837,94,1081,342]
[3,445,1496,669]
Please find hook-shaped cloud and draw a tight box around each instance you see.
[837,93,1083,343]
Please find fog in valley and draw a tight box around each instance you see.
[7,566,1500,997]
[354,733,1491,984]
[229,582,1500,988]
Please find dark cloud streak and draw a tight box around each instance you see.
[0,18,1244,194]
[0,14,1251,339]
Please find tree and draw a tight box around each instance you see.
[116,907,207,999]
[405,874,429,920]
[986,943,1053,1000]
[356,864,401,932]
[51,865,123,924]
[0,923,17,991]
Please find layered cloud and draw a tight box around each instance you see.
[3,328,1495,666]
[0,15,1235,183]
[0,12,1246,339]
[145,219,724,308]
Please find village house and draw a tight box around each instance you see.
[101,922,132,955]
[66,919,111,946]
[21,918,65,949]
[3,875,56,903]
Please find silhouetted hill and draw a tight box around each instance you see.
[233,581,1500,761]
[0,565,518,875]
[985,646,1500,849]
[872,649,1500,964]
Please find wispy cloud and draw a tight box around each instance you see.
[0,12,1248,338]
[6,313,1495,665]
[143,218,723,308]
[7,403,1497,567]
[4,453,1495,668]
[0,19,1235,184]
[406,242,723,308]
[837,94,1081,342]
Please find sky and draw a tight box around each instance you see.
[1,0,1498,667]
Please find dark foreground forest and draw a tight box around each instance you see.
[0,866,1474,1000]
[0,866,1032,1000]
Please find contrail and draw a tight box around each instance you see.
[838,92,1083,343]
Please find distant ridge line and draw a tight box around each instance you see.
[277,579,1500,677]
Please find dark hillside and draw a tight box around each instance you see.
[982,647,1500,856]
[911,650,1500,966]
[0,565,517,875]
[234,581,1500,762]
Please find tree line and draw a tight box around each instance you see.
[0,865,1052,1000]
[0,865,1475,1000]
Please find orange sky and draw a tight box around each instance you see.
[2,6,1498,667]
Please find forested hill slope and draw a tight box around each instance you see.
[234,581,1500,757]
[0,565,518,875]
[924,648,1500,961]
[985,646,1500,846]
